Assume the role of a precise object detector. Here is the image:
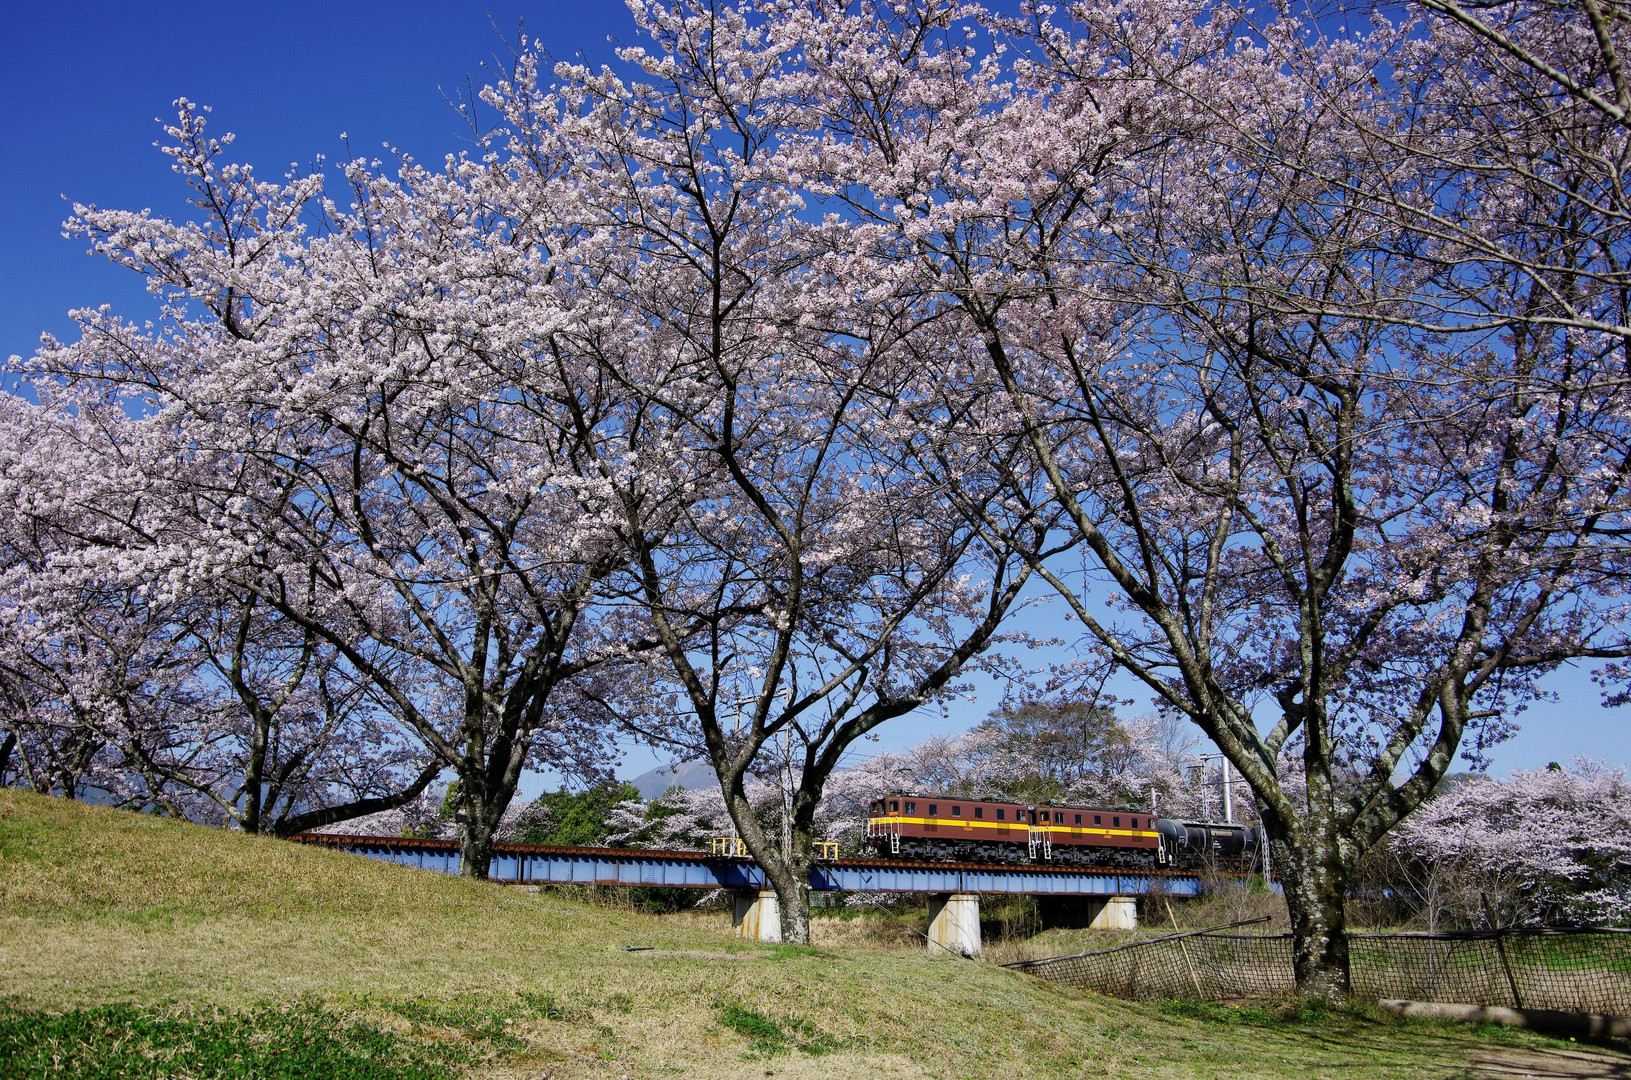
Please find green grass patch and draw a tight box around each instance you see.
[718,1002,848,1057]
[377,987,609,1050]
[1513,943,1631,974]
[1160,998,1285,1026]
[1158,997,1389,1028]
[1153,995,1557,1054]
[0,1002,462,1080]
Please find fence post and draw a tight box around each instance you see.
[1166,899,1204,998]
[1482,894,1524,1009]
[1491,931,1525,1009]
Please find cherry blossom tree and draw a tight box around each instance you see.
[608,781,764,851]
[168,588,443,835]
[0,387,437,829]
[473,4,1047,942]
[751,0,1631,996]
[9,0,1624,992]
[0,397,156,801]
[7,100,685,874]
[0,581,168,805]
[1393,759,1631,928]
[316,789,449,840]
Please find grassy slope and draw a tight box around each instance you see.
[2,790,1625,1079]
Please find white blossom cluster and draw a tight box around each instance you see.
[1392,759,1631,927]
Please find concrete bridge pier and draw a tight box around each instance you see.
[1085,895,1138,930]
[733,889,782,942]
[927,892,982,957]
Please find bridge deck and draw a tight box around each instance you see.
[293,834,1206,896]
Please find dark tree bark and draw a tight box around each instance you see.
[271,758,443,837]
[0,730,15,787]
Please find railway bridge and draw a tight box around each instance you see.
[295,833,1223,957]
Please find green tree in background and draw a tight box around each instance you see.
[514,783,641,848]
[978,700,1135,802]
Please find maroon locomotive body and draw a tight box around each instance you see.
[865,795,1032,861]
[865,794,1166,866]
[1030,803,1162,865]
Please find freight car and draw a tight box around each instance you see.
[864,794,1259,869]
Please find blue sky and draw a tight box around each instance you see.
[3,1,1624,786]
[0,1,636,370]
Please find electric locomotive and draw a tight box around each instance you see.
[864,793,1258,869]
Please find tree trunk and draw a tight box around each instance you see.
[459,812,496,879]
[452,745,532,880]
[1275,831,1353,1001]
[769,845,815,945]
[455,764,525,881]
[721,784,817,944]
[241,710,269,834]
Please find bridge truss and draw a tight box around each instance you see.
[292,833,1207,897]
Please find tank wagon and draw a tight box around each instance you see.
[865,794,1259,869]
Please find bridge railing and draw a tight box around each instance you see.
[709,837,838,859]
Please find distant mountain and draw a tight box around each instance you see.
[629,759,717,800]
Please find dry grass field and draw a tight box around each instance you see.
[2,789,1628,1079]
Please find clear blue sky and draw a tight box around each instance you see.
[3,1,1623,786]
[0,1,638,370]
[862,589,1631,782]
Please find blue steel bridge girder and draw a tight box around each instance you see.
[293,835,1206,897]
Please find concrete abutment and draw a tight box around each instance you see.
[734,888,1136,950]
[927,892,982,957]
[1085,895,1138,930]
[732,889,782,942]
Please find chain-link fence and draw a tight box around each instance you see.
[1006,925,1631,1014]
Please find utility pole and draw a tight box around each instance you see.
[1194,753,1234,824]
